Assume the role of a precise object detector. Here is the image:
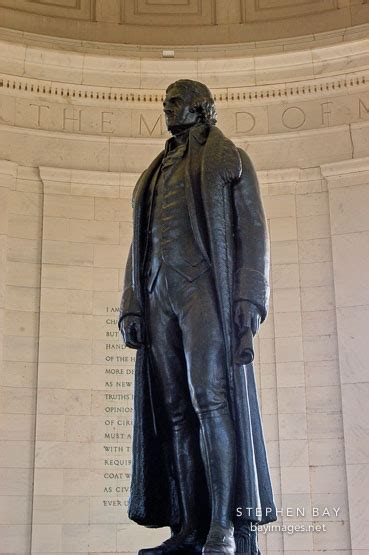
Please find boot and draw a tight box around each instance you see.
[199,412,236,555]
[139,422,208,555]
[234,523,260,555]
[138,533,203,555]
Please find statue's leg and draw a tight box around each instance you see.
[139,268,209,555]
[171,420,210,541]
[198,412,236,555]
[169,270,237,554]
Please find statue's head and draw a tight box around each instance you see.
[163,79,217,135]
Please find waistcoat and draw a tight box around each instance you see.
[145,142,209,290]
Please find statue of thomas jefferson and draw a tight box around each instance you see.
[119,79,276,555]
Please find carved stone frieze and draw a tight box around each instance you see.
[1,71,369,139]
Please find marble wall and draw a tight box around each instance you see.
[255,168,348,554]
[0,162,42,553]
[322,159,369,555]
[0,27,368,555]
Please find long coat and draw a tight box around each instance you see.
[119,124,277,537]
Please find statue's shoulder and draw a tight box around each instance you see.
[235,147,259,189]
[236,146,255,171]
[205,126,242,183]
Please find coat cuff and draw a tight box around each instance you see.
[234,268,270,322]
[119,289,142,330]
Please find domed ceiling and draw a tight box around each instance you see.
[0,0,368,46]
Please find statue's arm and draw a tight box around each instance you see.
[118,244,144,348]
[119,244,142,320]
[232,148,270,327]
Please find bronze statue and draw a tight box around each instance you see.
[119,79,276,555]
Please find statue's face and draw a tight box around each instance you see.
[163,85,200,134]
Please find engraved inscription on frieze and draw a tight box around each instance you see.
[3,91,369,137]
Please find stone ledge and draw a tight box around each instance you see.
[321,149,369,182]
[1,72,369,107]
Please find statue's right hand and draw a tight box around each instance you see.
[120,314,144,349]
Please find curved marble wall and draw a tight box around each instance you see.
[0,26,368,555]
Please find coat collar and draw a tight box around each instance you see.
[134,123,210,214]
[164,122,209,154]
[191,123,209,144]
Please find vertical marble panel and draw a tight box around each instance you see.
[322,157,369,553]
[0,161,40,555]
[32,167,169,554]
[257,167,351,553]
[0,163,13,545]
[259,172,301,552]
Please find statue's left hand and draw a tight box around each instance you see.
[234,300,261,337]
[120,314,145,349]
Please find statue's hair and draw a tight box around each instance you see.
[166,79,217,126]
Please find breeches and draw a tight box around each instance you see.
[145,263,230,428]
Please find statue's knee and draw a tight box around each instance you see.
[191,388,229,418]
[166,400,192,428]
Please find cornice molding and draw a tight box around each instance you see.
[0,71,368,106]
[321,150,369,180]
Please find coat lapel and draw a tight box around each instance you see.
[133,150,164,211]
[200,126,242,374]
[185,127,211,265]
[132,150,164,298]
